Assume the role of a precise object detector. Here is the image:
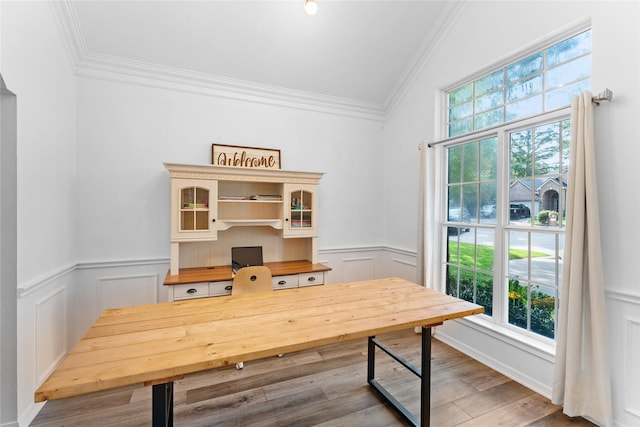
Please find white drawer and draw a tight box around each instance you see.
[209,280,233,297]
[298,272,324,287]
[272,275,298,290]
[172,282,209,300]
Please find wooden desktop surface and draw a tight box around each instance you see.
[163,259,332,285]
[34,277,483,403]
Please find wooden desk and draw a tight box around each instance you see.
[34,278,483,426]
[163,259,331,285]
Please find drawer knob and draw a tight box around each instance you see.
[307,276,316,282]
[278,280,287,285]
[225,285,232,291]
[186,288,198,294]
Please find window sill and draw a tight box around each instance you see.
[439,314,556,363]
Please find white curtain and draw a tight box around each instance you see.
[417,142,443,291]
[551,91,612,426]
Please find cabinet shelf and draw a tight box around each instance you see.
[219,199,283,204]
[217,218,282,231]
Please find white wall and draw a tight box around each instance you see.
[1,2,77,425]
[385,2,640,426]
[1,2,78,286]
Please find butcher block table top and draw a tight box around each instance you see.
[35,277,484,403]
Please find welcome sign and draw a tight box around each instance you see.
[212,144,281,170]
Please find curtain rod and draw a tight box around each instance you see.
[591,88,613,105]
[426,89,613,148]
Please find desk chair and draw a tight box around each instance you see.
[231,266,273,295]
[232,266,274,369]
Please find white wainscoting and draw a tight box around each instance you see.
[16,259,169,427]
[607,289,640,427]
[97,273,159,312]
[319,246,418,285]
[16,265,74,427]
[35,287,67,385]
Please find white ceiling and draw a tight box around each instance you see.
[64,1,456,114]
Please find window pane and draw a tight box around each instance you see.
[480,137,498,180]
[508,278,529,329]
[507,75,542,102]
[558,234,565,283]
[463,142,479,182]
[475,90,504,113]
[479,182,496,222]
[448,185,461,212]
[506,53,543,83]
[448,145,463,183]
[462,183,478,221]
[459,235,476,269]
[530,284,555,338]
[476,70,504,96]
[509,187,533,223]
[450,83,473,105]
[459,268,475,304]
[546,55,591,89]
[545,79,590,110]
[476,228,495,272]
[530,233,557,286]
[477,271,494,316]
[446,266,460,297]
[449,101,473,121]
[475,107,504,130]
[546,30,591,67]
[506,95,542,121]
[449,118,473,137]
[510,129,533,178]
[562,119,571,169]
[508,231,529,279]
[448,235,460,264]
[534,122,561,176]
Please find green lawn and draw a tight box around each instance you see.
[450,242,549,270]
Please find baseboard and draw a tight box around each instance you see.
[18,402,43,427]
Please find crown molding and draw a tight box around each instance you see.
[49,0,85,71]
[51,0,465,122]
[75,51,387,121]
[51,1,386,121]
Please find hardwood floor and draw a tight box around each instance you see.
[31,329,595,427]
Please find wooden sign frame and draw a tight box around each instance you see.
[212,144,281,170]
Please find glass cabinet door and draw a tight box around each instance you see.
[284,184,316,237]
[289,190,312,228]
[180,186,210,231]
[171,178,217,241]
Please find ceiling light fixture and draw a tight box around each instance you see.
[304,0,318,15]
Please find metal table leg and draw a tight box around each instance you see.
[367,326,432,427]
[152,381,174,427]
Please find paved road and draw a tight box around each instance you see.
[448,217,562,288]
